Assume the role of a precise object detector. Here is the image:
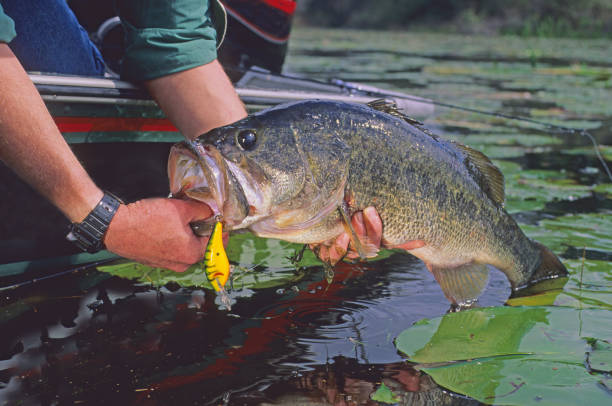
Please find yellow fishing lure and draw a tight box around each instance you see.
[204,221,230,292]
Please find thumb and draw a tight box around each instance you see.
[174,198,215,222]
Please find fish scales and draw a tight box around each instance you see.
[305,103,537,275]
[168,100,567,303]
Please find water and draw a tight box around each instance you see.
[2,29,611,405]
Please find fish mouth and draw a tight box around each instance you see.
[168,141,250,233]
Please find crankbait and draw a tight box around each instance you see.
[204,221,230,292]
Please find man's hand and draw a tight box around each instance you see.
[310,207,383,265]
[104,198,215,272]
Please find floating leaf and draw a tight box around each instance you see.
[97,232,321,289]
[396,307,612,405]
[503,169,593,212]
[521,213,612,254]
[563,144,612,162]
[370,382,401,404]
[507,258,611,310]
[589,340,612,373]
[593,183,612,197]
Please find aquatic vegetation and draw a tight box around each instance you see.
[98,229,330,291]
[5,28,610,404]
[521,213,612,255]
[395,307,612,405]
[371,382,401,403]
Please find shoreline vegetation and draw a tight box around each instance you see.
[295,0,612,38]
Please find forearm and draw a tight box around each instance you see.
[145,60,247,140]
[0,43,102,222]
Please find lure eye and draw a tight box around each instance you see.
[237,130,257,151]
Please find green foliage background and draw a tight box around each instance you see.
[296,0,612,38]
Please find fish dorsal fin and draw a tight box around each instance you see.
[454,142,505,206]
[367,99,505,206]
[367,99,441,142]
[367,99,423,126]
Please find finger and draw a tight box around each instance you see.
[363,206,383,246]
[328,233,349,265]
[176,198,214,222]
[196,234,212,255]
[317,245,330,263]
[350,211,365,236]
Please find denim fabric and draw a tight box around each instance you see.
[1,0,105,76]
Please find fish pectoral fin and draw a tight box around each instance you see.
[429,263,489,306]
[337,204,375,260]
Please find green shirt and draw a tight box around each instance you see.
[0,1,226,81]
[116,0,227,82]
[0,4,16,43]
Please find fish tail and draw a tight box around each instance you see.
[527,241,568,285]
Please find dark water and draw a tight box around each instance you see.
[2,29,612,405]
[2,254,500,405]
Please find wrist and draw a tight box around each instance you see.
[66,191,123,253]
[64,187,105,223]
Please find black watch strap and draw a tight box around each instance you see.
[66,192,122,253]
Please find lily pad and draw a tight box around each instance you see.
[589,339,612,373]
[395,306,612,405]
[507,259,611,310]
[97,232,321,289]
[563,144,612,162]
[593,183,612,197]
[370,382,401,404]
[504,169,593,212]
[521,212,612,254]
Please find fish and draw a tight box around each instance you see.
[168,99,568,305]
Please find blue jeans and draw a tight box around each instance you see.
[2,0,105,76]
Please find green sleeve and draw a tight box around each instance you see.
[0,4,17,43]
[116,0,226,82]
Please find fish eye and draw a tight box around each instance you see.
[236,129,257,151]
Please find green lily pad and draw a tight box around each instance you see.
[589,340,612,373]
[507,259,611,310]
[97,259,312,291]
[503,169,593,212]
[371,382,401,404]
[225,232,322,269]
[563,144,612,162]
[521,213,612,254]
[593,183,612,197]
[396,306,612,405]
[97,232,321,289]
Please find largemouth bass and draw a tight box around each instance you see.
[168,100,567,305]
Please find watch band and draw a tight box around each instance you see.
[66,192,122,253]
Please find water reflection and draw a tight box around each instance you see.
[0,252,503,404]
[233,356,478,406]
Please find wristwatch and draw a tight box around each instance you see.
[66,191,123,253]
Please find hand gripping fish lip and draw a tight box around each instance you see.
[168,141,250,232]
